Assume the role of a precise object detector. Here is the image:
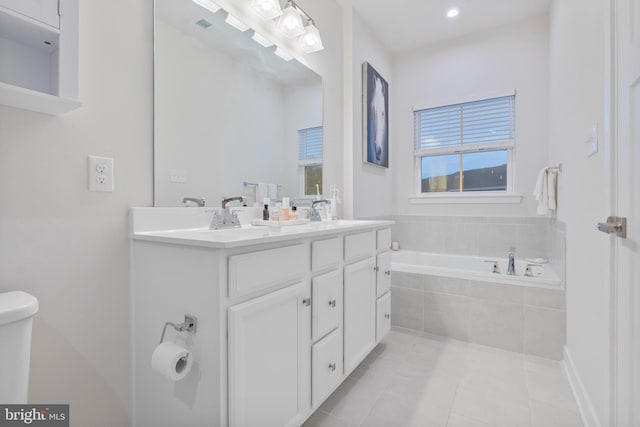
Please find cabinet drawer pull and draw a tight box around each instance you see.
[328,299,336,308]
[302,298,311,307]
[328,362,336,372]
[384,313,390,319]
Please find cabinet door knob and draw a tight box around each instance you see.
[328,362,336,372]
[385,313,390,319]
[328,299,336,308]
[302,298,311,307]
[373,266,380,272]
[385,270,391,276]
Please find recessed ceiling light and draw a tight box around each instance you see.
[446,8,460,18]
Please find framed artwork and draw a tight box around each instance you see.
[363,62,389,168]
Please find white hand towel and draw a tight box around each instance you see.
[547,170,557,210]
[534,167,550,215]
[257,182,268,203]
[268,184,278,201]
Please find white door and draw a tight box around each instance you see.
[0,0,59,28]
[610,0,640,425]
[343,257,376,375]
[228,282,311,427]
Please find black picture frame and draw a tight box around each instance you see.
[363,62,389,168]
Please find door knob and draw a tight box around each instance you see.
[597,216,627,238]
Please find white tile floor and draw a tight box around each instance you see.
[303,328,583,427]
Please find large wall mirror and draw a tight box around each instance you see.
[154,0,324,207]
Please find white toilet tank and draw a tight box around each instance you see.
[0,291,39,404]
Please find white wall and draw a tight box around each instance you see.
[392,15,550,217]
[339,8,393,219]
[548,0,608,424]
[0,1,153,425]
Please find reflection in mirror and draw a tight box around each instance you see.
[154,0,323,207]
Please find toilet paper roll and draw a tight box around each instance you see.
[151,342,193,381]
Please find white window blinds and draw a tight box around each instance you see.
[414,95,515,154]
[298,126,323,161]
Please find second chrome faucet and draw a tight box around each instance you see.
[507,247,516,276]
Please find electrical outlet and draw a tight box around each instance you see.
[88,155,114,192]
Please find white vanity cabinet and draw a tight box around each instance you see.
[228,281,311,427]
[130,214,392,427]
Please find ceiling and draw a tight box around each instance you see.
[339,0,552,54]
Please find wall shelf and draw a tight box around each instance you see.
[0,82,80,115]
[0,0,79,115]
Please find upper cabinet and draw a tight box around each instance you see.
[0,0,80,115]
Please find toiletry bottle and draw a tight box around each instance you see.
[290,206,298,220]
[281,197,290,220]
[271,203,282,221]
[263,204,269,220]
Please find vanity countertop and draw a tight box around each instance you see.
[130,208,392,249]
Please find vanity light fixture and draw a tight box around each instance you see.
[274,46,294,61]
[250,0,282,20]
[446,7,460,18]
[192,0,221,14]
[299,20,323,53]
[277,2,305,38]
[252,31,274,47]
[225,13,250,31]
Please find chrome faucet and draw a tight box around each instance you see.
[507,247,516,276]
[310,199,331,222]
[183,197,205,207]
[210,196,244,229]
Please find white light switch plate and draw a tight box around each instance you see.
[170,169,187,183]
[88,155,114,192]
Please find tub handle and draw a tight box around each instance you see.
[524,263,542,277]
[484,260,500,274]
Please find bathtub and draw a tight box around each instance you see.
[390,250,563,289]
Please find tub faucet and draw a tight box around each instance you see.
[507,247,516,276]
[310,199,331,222]
[210,196,244,229]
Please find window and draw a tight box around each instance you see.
[298,126,323,196]
[414,95,515,194]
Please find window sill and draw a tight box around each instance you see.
[409,193,523,205]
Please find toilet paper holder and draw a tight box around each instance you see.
[159,314,197,344]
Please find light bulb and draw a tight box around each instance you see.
[250,0,282,20]
[299,23,323,53]
[277,5,304,38]
[446,8,460,18]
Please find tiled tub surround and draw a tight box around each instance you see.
[391,215,552,260]
[391,271,566,360]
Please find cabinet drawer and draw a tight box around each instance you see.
[312,237,341,272]
[312,270,341,341]
[377,228,391,252]
[228,244,308,298]
[312,328,343,408]
[344,231,375,263]
[376,291,391,343]
[376,251,391,297]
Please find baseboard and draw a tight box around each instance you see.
[563,346,602,427]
